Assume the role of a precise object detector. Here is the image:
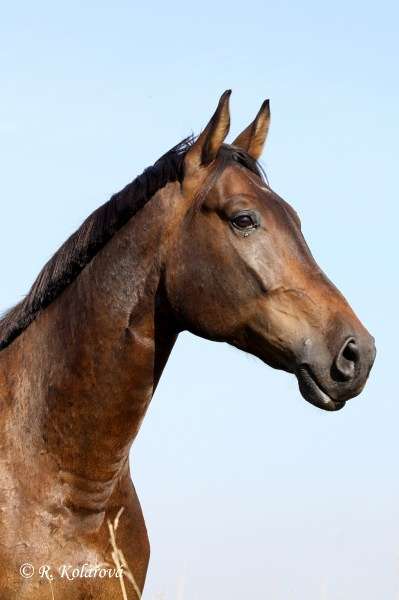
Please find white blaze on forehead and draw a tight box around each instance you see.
[249,181,275,199]
[238,167,272,194]
[250,182,270,194]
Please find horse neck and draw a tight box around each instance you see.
[4,182,180,509]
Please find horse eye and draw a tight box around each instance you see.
[231,212,258,231]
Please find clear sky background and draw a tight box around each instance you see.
[0,2,398,599]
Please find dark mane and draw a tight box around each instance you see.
[0,140,264,351]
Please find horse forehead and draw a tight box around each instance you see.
[215,164,268,201]
[217,166,289,215]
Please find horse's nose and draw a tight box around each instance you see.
[333,337,360,382]
[333,333,376,384]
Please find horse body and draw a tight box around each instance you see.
[0,92,375,598]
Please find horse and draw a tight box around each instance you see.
[0,91,375,599]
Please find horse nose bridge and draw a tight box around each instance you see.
[295,268,346,313]
[306,273,369,338]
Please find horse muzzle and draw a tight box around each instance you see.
[295,331,376,411]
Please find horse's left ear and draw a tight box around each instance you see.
[184,90,231,184]
[232,99,270,159]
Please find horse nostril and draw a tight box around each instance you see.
[342,339,360,363]
[333,337,359,382]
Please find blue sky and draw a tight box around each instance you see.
[1,1,398,598]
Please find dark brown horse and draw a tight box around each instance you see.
[0,91,375,599]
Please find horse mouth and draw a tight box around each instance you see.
[296,366,346,412]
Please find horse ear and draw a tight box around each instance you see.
[184,90,231,175]
[232,99,270,159]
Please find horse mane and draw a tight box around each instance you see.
[0,139,264,351]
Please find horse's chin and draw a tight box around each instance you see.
[296,366,346,412]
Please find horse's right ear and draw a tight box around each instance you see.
[183,90,231,196]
